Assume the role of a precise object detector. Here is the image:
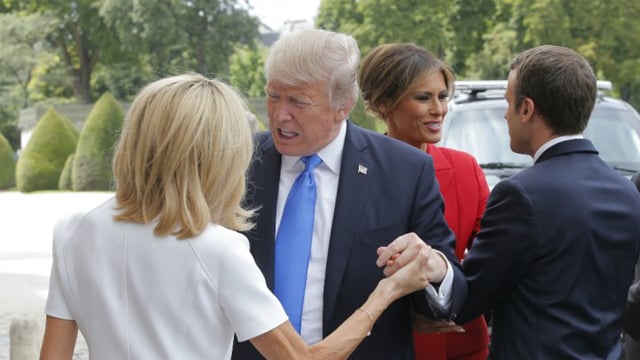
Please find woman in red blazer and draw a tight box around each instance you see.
[359,43,490,360]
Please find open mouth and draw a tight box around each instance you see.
[424,122,442,131]
[278,128,299,138]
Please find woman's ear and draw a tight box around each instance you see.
[378,102,391,120]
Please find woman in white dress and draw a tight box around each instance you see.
[39,73,432,359]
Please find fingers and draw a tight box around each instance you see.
[376,232,428,269]
[414,321,465,334]
[385,246,431,278]
[413,314,465,334]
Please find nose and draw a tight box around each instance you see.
[269,98,292,122]
[429,99,445,116]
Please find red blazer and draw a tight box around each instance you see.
[414,144,490,359]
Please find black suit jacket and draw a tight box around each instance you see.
[458,139,640,359]
[232,121,467,359]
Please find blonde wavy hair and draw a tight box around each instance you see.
[112,73,255,239]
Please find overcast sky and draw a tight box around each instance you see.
[248,0,321,29]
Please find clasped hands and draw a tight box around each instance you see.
[375,232,465,334]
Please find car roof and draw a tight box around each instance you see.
[450,80,635,113]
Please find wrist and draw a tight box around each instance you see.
[431,251,448,283]
[373,278,401,305]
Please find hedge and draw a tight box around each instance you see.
[72,92,124,191]
[0,133,16,189]
[15,108,77,192]
[58,153,74,190]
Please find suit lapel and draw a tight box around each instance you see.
[246,133,281,290]
[323,122,373,331]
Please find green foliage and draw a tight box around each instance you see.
[0,12,58,108]
[15,108,77,192]
[349,99,382,133]
[2,0,639,113]
[464,23,518,79]
[317,0,456,59]
[0,132,16,189]
[92,61,154,101]
[316,0,362,33]
[99,0,260,76]
[482,0,640,109]
[72,92,123,191]
[229,44,268,98]
[58,153,74,190]
[0,114,20,152]
[449,0,495,73]
[6,0,121,104]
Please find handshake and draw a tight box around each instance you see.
[376,232,465,334]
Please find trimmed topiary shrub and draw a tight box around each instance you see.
[60,114,80,142]
[72,92,124,191]
[0,133,16,190]
[15,108,78,192]
[58,153,74,190]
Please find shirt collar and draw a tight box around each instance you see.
[533,134,584,162]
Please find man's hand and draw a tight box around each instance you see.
[376,232,448,283]
[413,313,465,334]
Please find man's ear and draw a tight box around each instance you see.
[338,99,356,119]
[521,97,535,123]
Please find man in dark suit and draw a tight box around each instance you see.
[448,45,640,359]
[231,29,467,359]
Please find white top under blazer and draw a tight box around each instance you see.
[46,197,287,360]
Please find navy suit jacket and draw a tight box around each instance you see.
[458,139,640,359]
[232,121,467,359]
[623,172,640,340]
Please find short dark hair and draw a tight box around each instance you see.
[510,45,597,134]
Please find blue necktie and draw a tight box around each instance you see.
[274,154,322,333]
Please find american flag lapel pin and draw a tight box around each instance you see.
[358,164,368,175]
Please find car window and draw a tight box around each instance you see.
[584,108,640,165]
[442,101,640,174]
[441,106,532,166]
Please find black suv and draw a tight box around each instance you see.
[439,80,640,188]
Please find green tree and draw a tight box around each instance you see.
[0,12,58,151]
[72,92,123,191]
[0,103,21,152]
[449,0,496,74]
[489,0,640,108]
[316,0,362,34]
[317,0,457,59]
[0,132,16,189]
[350,98,382,132]
[464,22,519,79]
[6,0,127,104]
[229,44,268,98]
[0,12,58,108]
[99,0,260,76]
[15,108,77,192]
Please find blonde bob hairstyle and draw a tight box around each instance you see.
[112,73,255,239]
